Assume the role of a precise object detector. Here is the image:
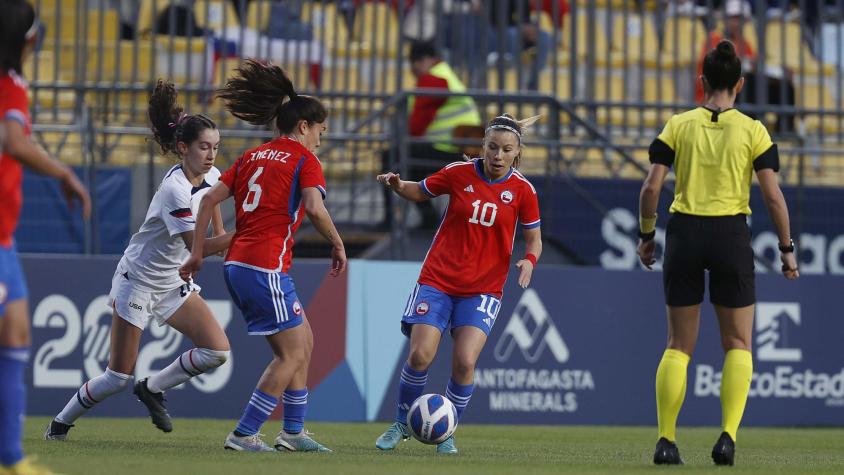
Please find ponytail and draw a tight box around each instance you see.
[148,79,217,156]
[217,59,327,134]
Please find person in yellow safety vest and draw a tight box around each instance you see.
[380,41,482,230]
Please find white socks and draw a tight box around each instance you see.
[56,367,131,424]
[146,348,230,393]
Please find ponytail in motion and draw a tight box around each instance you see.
[217,59,327,134]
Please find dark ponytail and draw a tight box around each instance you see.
[217,59,327,134]
[0,0,36,74]
[702,40,742,93]
[148,79,216,156]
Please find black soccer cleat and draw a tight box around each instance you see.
[133,378,173,433]
[44,419,74,440]
[711,431,736,466]
[653,437,684,465]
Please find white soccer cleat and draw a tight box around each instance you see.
[223,432,275,452]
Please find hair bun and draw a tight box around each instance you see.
[716,40,737,59]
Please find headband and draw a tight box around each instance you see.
[485,123,522,144]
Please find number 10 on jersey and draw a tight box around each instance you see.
[468,199,497,227]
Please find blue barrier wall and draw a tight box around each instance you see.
[543,178,844,275]
[16,167,131,254]
[23,256,844,426]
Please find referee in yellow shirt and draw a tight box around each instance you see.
[637,40,799,467]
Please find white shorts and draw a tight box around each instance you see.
[109,268,201,330]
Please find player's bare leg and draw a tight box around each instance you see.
[225,324,308,452]
[376,324,442,450]
[438,326,487,455]
[274,317,330,452]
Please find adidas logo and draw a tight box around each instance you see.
[464,185,475,192]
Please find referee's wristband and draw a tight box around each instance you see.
[524,253,538,267]
[640,214,657,234]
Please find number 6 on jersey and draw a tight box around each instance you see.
[242,167,264,212]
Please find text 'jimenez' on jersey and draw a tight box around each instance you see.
[220,137,327,273]
[417,160,541,297]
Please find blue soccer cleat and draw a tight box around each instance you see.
[437,435,458,455]
[375,422,410,450]
[223,432,275,452]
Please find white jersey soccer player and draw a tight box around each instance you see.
[46,82,234,441]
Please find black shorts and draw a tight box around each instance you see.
[663,213,755,308]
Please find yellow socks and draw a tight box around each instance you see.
[720,349,753,442]
[655,349,690,442]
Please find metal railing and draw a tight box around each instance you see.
[22,0,844,259]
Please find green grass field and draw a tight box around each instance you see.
[24,417,844,474]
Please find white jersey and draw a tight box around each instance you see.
[117,165,220,292]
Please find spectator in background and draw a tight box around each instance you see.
[695,0,795,133]
[488,0,553,91]
[380,41,482,229]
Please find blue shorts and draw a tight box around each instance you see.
[224,265,304,336]
[0,244,28,317]
[401,284,502,337]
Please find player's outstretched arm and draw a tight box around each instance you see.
[3,119,91,219]
[376,172,430,202]
[516,227,542,289]
[180,182,232,281]
[302,187,347,276]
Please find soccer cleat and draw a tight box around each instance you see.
[375,422,410,450]
[436,435,458,455]
[43,419,73,441]
[653,437,684,465]
[223,432,275,452]
[133,378,173,433]
[711,431,736,466]
[0,457,56,475]
[274,429,332,452]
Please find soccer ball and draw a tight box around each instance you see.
[406,393,458,445]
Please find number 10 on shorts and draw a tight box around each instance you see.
[476,295,501,320]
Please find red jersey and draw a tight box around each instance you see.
[417,160,541,297]
[220,137,327,273]
[0,71,30,247]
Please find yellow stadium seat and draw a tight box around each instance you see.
[799,78,842,135]
[662,16,706,67]
[611,14,661,68]
[766,20,834,76]
[137,0,170,37]
[351,2,399,58]
[538,70,572,101]
[194,0,240,33]
[246,0,272,32]
[305,2,351,56]
[561,9,616,67]
[86,40,154,83]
